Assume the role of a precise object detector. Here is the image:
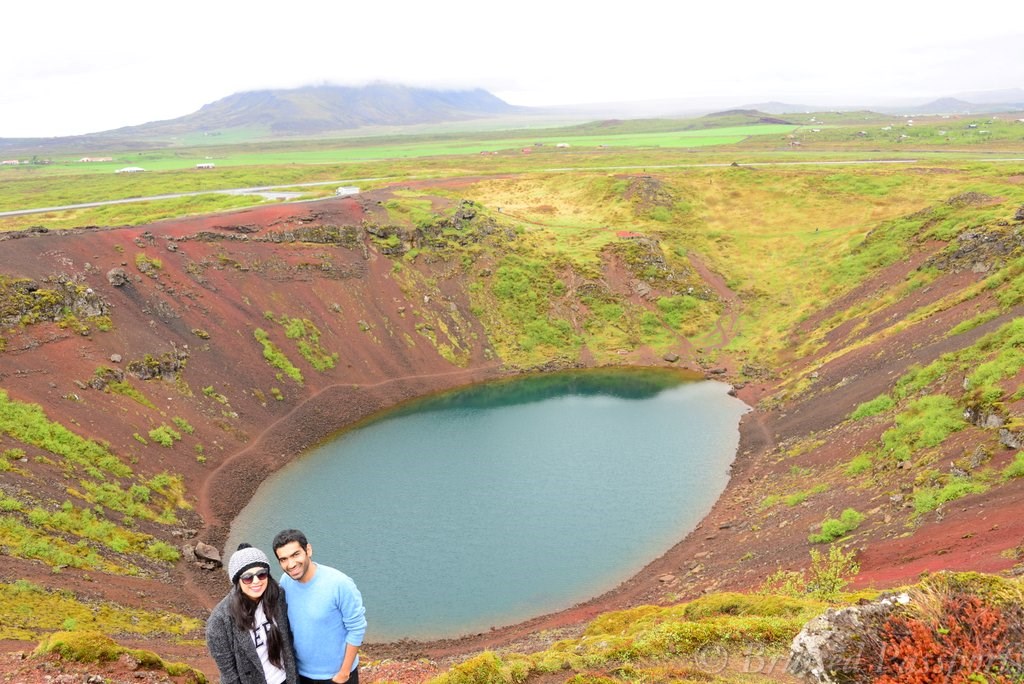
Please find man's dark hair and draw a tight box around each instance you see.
[272,528,308,552]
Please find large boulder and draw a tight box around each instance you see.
[788,594,909,683]
[193,541,222,567]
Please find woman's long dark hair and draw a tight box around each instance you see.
[228,572,285,669]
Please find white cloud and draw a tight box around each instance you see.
[3,0,1022,136]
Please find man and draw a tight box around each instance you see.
[272,529,367,684]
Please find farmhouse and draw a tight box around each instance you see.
[195,163,215,169]
[115,167,145,174]
[79,157,113,162]
[1,160,21,165]
[335,186,359,196]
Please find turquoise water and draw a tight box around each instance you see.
[227,369,748,642]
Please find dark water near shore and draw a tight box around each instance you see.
[227,369,748,642]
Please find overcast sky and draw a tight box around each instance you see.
[4,0,1023,138]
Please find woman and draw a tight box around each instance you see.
[206,543,298,684]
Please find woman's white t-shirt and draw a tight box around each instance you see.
[253,601,287,684]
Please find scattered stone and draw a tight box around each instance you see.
[657,574,676,583]
[193,541,221,565]
[106,267,130,287]
[985,414,1005,429]
[1000,428,1021,450]
[663,352,680,363]
[110,354,122,363]
[117,652,141,671]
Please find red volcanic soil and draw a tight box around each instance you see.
[1,184,1023,684]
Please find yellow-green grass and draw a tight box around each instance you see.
[1,579,202,640]
[428,592,827,684]
[679,164,1022,359]
[33,631,207,682]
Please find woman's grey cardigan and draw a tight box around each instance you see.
[205,590,299,684]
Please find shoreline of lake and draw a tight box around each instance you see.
[192,364,765,659]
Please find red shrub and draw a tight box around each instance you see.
[868,595,1024,684]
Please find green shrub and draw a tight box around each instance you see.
[145,540,180,562]
[850,394,893,420]
[805,545,861,600]
[809,509,865,544]
[147,425,181,448]
[949,310,1000,336]
[760,546,861,602]
[253,328,303,383]
[656,295,699,330]
[845,454,873,475]
[431,651,504,684]
[105,381,155,408]
[1004,453,1024,479]
[202,385,229,403]
[880,395,966,463]
[133,253,162,273]
[913,479,988,514]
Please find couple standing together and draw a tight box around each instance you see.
[205,528,367,684]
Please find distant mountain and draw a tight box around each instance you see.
[737,101,821,115]
[872,96,1024,115]
[904,98,981,115]
[0,84,525,150]
[118,83,522,137]
[950,88,1024,105]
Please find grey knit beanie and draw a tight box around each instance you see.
[227,543,271,584]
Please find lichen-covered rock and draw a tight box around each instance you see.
[106,267,130,287]
[788,594,910,683]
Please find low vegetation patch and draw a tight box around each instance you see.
[265,312,339,371]
[253,328,304,383]
[430,591,825,684]
[878,395,966,464]
[809,508,865,544]
[148,424,182,448]
[33,631,206,682]
[850,394,894,420]
[912,479,988,515]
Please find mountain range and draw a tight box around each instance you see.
[2,84,1022,150]
[119,83,523,137]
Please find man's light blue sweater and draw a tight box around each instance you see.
[281,564,367,679]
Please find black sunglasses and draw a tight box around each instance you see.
[240,570,269,585]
